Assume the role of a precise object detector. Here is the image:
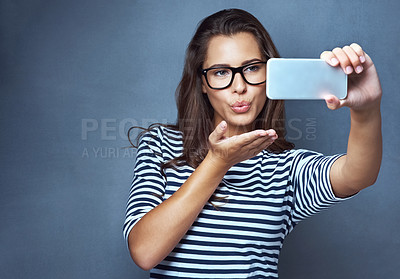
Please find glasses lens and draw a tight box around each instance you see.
[205,62,267,89]
[243,62,266,84]
[206,68,232,89]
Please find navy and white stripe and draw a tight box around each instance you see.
[123,126,352,278]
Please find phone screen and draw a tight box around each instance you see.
[266,58,347,100]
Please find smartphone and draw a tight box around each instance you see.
[266,58,347,100]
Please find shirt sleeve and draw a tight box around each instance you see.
[123,127,166,247]
[289,149,354,224]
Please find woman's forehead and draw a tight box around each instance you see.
[203,32,263,68]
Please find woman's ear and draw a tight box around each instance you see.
[202,83,207,94]
[201,76,208,94]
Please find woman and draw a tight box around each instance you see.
[123,8,382,278]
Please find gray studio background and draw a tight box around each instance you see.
[1,0,399,278]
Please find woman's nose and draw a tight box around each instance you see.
[231,72,247,94]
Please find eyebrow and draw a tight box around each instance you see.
[207,58,263,69]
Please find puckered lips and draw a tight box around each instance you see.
[231,100,251,113]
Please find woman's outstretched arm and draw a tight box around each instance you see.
[320,43,382,198]
[128,122,278,270]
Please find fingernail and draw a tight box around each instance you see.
[355,65,363,74]
[360,56,366,63]
[220,121,227,128]
[345,66,353,74]
[331,58,339,65]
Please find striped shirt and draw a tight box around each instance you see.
[123,126,351,278]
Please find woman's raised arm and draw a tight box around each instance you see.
[320,43,382,197]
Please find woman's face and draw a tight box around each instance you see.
[202,32,267,137]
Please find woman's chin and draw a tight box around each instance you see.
[225,121,254,134]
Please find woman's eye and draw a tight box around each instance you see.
[244,65,260,72]
[213,69,230,77]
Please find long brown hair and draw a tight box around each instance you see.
[130,8,294,170]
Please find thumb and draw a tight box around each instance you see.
[209,121,228,144]
[324,95,346,110]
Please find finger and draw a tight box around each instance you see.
[251,129,277,141]
[324,95,346,110]
[258,133,278,150]
[209,121,227,143]
[244,131,277,150]
[343,45,364,74]
[332,47,354,75]
[320,51,339,67]
[231,129,266,146]
[229,130,273,152]
[350,43,366,63]
[247,135,277,156]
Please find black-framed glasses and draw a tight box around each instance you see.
[201,61,268,90]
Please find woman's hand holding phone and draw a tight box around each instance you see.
[320,43,382,112]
